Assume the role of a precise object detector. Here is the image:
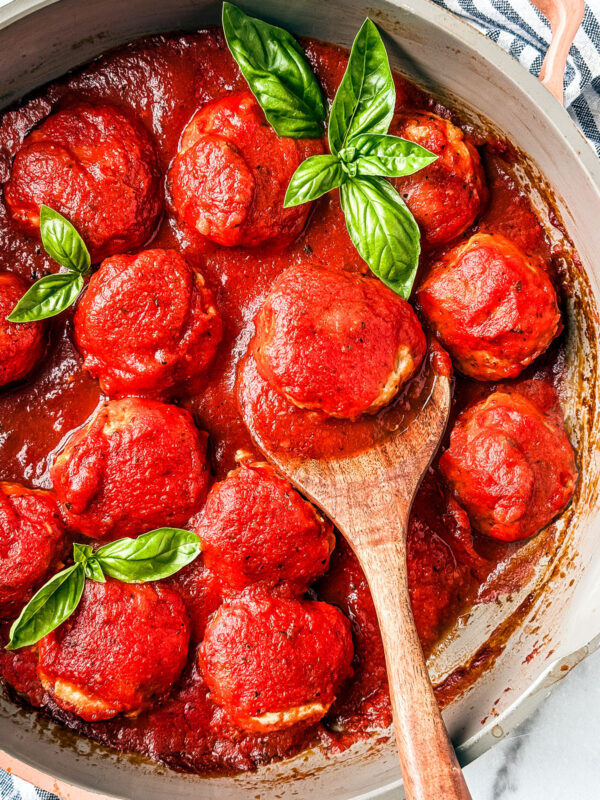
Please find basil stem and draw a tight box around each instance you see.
[222,3,325,138]
[5,528,202,650]
[74,544,105,582]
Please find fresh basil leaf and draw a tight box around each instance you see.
[40,205,90,274]
[328,19,395,156]
[7,271,84,322]
[95,528,201,583]
[222,3,326,138]
[339,133,437,178]
[284,154,345,207]
[339,176,421,298]
[6,563,85,650]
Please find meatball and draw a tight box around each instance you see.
[0,483,66,619]
[194,461,334,591]
[440,389,577,541]
[253,263,427,419]
[165,558,224,644]
[50,398,210,541]
[0,272,46,386]
[5,103,161,262]
[168,91,322,248]
[390,110,486,248]
[199,590,353,732]
[38,579,189,721]
[74,249,223,398]
[418,234,561,380]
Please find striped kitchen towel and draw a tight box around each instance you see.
[0,772,54,800]
[0,1,598,799]
[433,0,600,154]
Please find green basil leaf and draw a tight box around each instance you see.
[284,154,345,207]
[95,528,201,583]
[222,3,326,138]
[340,133,438,178]
[339,176,420,298]
[6,563,85,650]
[7,271,84,322]
[40,205,90,274]
[328,19,395,156]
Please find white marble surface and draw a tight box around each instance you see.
[463,647,600,799]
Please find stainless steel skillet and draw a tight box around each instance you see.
[0,0,598,797]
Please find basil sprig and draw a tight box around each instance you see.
[285,19,436,298]
[222,2,326,138]
[7,205,90,323]
[6,528,201,650]
[222,9,436,299]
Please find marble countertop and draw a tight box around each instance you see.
[463,646,600,799]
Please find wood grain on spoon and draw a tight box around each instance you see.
[241,359,473,800]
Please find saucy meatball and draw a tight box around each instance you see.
[74,249,223,398]
[199,590,353,732]
[390,110,486,248]
[5,103,161,262]
[168,91,322,248]
[253,263,427,420]
[194,461,334,591]
[440,389,577,542]
[38,579,189,721]
[50,398,210,541]
[0,272,46,386]
[418,234,561,380]
[0,483,66,618]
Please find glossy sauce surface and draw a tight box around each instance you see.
[0,29,568,773]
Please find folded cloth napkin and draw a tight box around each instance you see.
[433,0,600,154]
[0,1,598,799]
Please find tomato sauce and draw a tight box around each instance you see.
[0,29,568,773]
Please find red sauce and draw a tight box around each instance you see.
[0,29,567,773]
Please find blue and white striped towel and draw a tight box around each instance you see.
[434,0,600,154]
[0,1,598,798]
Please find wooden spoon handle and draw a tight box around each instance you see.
[360,539,473,800]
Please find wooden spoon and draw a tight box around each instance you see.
[240,359,472,800]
